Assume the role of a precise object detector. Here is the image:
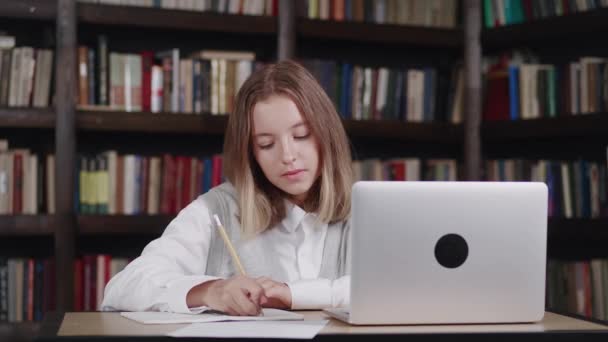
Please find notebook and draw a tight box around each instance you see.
[121,308,304,324]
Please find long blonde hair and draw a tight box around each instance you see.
[223,60,353,235]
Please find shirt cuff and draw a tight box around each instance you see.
[287,279,331,310]
[165,275,220,314]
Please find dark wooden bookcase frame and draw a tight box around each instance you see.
[2,1,607,338]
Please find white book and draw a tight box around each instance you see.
[121,308,303,324]
[405,158,421,181]
[24,155,37,214]
[375,68,388,117]
[123,155,136,215]
[0,153,8,214]
[235,60,252,94]
[8,48,21,107]
[150,65,163,113]
[218,59,227,114]
[20,47,36,107]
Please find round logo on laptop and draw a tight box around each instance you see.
[434,234,468,268]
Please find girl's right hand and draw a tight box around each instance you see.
[187,275,266,316]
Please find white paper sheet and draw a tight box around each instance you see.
[167,320,329,339]
[120,308,304,324]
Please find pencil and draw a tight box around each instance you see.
[213,214,264,316]
[213,214,246,276]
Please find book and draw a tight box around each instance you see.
[120,308,303,324]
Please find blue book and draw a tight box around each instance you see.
[508,65,520,120]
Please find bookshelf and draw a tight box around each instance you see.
[3,2,469,333]
[481,0,608,322]
[23,0,608,338]
[1,0,605,334]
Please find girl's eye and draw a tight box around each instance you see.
[294,133,310,140]
[259,143,274,150]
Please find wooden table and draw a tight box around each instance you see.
[36,310,608,341]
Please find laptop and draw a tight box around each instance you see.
[324,181,548,325]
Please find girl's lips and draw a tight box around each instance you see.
[282,169,305,177]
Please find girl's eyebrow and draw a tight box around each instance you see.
[254,122,306,138]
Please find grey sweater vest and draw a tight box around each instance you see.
[203,182,351,280]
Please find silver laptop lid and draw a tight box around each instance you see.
[350,181,547,325]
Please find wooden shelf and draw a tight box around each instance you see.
[482,8,608,50]
[0,108,55,129]
[0,215,56,236]
[77,109,462,142]
[76,110,228,135]
[548,218,608,240]
[77,2,277,35]
[343,119,462,143]
[78,216,608,242]
[0,321,42,342]
[0,0,56,21]
[78,215,173,235]
[481,113,608,142]
[297,18,462,47]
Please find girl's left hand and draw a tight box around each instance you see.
[255,276,292,309]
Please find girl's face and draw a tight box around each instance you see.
[252,95,320,206]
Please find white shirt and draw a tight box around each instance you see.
[100,195,350,313]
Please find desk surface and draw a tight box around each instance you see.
[37,310,608,341]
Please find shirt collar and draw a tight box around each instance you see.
[280,200,308,233]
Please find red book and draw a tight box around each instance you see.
[27,259,34,321]
[181,157,192,210]
[272,0,278,16]
[388,161,405,181]
[140,51,154,112]
[74,259,84,311]
[482,59,510,121]
[522,0,533,22]
[212,155,223,187]
[82,255,97,311]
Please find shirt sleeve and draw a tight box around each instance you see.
[100,197,219,314]
[287,275,350,310]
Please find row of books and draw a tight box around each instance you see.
[303,59,463,123]
[485,159,608,219]
[77,153,224,215]
[547,259,608,321]
[353,158,458,181]
[0,44,54,108]
[74,255,130,312]
[77,152,459,216]
[77,37,257,114]
[0,258,56,323]
[77,0,277,16]
[484,55,608,121]
[0,140,54,215]
[483,0,608,28]
[302,0,458,28]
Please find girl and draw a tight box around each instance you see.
[101,60,353,316]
